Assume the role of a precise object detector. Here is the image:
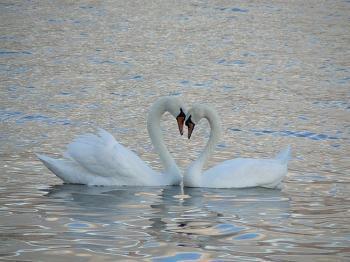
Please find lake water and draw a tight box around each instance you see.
[1,0,349,261]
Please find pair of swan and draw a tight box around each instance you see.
[37,97,291,188]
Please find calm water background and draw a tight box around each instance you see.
[1,0,349,261]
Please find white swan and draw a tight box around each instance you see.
[36,96,187,186]
[184,104,291,189]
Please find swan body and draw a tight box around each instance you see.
[37,97,187,186]
[184,104,291,189]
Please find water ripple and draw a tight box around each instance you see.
[16,114,71,125]
[229,128,344,141]
[0,49,32,56]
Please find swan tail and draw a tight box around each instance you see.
[36,153,67,180]
[36,153,90,184]
[275,145,291,165]
[36,153,55,168]
[97,128,116,144]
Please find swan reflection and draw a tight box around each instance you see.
[44,185,290,239]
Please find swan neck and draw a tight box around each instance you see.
[195,107,221,172]
[147,100,179,176]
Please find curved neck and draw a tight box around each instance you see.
[190,107,221,175]
[147,99,180,176]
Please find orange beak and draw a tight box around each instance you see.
[185,115,195,139]
[176,108,186,135]
[187,122,195,139]
[176,116,185,135]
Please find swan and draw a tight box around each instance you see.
[183,104,291,189]
[36,96,187,186]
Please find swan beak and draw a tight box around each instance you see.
[177,116,185,135]
[176,109,186,136]
[187,122,195,139]
[185,116,195,139]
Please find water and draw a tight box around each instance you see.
[1,0,349,260]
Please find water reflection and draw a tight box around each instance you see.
[0,173,349,260]
[32,185,291,258]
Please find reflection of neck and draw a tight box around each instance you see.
[189,106,221,178]
[147,99,179,176]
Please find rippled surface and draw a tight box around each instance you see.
[1,0,350,260]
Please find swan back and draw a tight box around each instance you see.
[201,158,287,188]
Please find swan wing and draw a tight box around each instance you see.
[64,129,154,183]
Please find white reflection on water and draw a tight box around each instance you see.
[1,0,350,260]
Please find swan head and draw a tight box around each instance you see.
[185,104,220,139]
[163,97,187,136]
[148,96,187,136]
[185,104,205,139]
